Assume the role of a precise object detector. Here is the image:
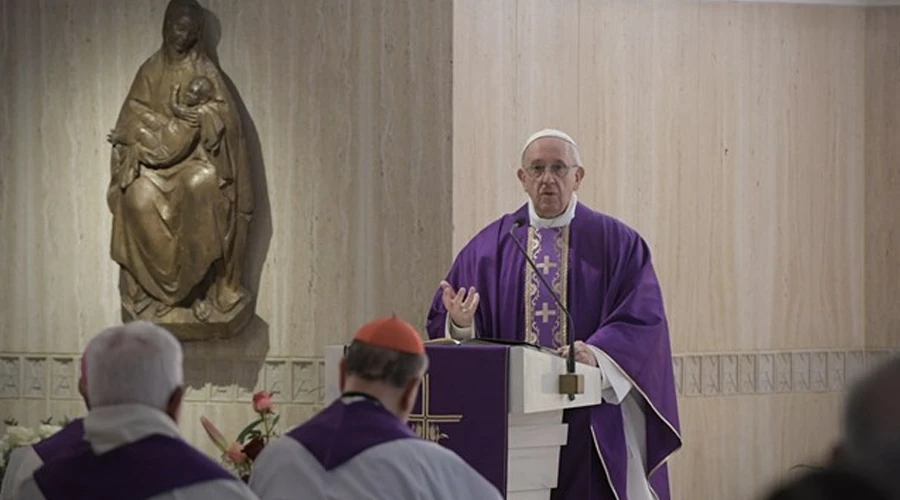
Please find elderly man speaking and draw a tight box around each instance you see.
[427,129,682,500]
[18,321,259,500]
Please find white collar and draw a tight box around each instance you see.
[84,404,182,455]
[528,193,578,229]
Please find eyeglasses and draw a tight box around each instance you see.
[523,163,575,179]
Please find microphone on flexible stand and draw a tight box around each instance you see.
[508,218,584,401]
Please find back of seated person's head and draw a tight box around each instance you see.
[763,468,890,500]
[84,321,184,421]
[838,357,900,497]
[340,315,428,422]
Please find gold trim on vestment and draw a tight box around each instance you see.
[524,227,540,345]
[590,426,621,500]
[590,397,680,500]
[589,354,684,499]
[551,227,569,348]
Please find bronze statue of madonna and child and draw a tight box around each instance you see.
[107,0,254,341]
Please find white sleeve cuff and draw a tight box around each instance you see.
[445,314,475,340]
[586,345,632,404]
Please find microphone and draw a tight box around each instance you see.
[508,218,582,400]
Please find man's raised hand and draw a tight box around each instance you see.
[440,280,479,328]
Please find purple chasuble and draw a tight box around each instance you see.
[427,203,682,500]
[33,418,89,464]
[33,434,235,500]
[289,395,417,471]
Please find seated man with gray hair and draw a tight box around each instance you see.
[831,356,900,498]
[249,315,502,500]
[17,321,259,499]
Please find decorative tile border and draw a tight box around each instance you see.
[0,354,327,406]
[671,349,900,397]
[0,357,21,399]
[291,361,319,404]
[23,357,47,399]
[1,349,898,402]
[661,349,898,397]
[50,358,78,400]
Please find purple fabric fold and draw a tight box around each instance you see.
[34,434,235,500]
[33,418,88,464]
[288,397,417,471]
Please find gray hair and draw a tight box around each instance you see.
[344,341,428,389]
[842,356,900,496]
[85,321,184,410]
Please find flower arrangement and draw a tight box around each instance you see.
[0,418,65,484]
[201,391,280,481]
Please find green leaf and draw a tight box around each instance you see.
[40,417,53,425]
[3,418,18,426]
[235,418,264,443]
[270,414,280,431]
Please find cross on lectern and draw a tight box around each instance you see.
[535,255,558,275]
[408,374,463,443]
[535,302,557,323]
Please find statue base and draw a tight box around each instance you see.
[121,293,255,342]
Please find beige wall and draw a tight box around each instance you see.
[454,0,867,352]
[866,7,900,350]
[453,1,897,499]
[0,0,452,450]
[1,1,899,499]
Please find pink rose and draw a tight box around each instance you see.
[253,391,273,413]
[225,442,248,464]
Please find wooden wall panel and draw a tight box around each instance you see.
[696,4,865,353]
[865,7,900,349]
[451,0,520,253]
[516,0,581,139]
[669,393,843,500]
[578,1,706,351]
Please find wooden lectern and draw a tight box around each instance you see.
[324,343,603,499]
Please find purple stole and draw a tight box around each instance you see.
[524,226,569,348]
[33,434,236,500]
[32,419,89,464]
[289,394,417,471]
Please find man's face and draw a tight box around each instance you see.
[164,14,200,54]
[518,138,584,218]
